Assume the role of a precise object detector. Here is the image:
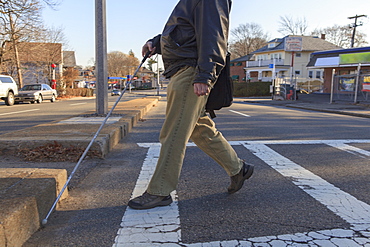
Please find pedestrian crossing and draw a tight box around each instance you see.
[113,140,370,246]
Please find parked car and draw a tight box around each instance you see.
[15,84,57,104]
[111,89,121,96]
[0,75,18,106]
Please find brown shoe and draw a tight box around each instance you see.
[128,191,173,210]
[228,162,254,194]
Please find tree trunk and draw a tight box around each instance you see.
[9,13,23,88]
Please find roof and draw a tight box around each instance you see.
[230,54,253,63]
[252,35,341,54]
[4,42,63,64]
[63,51,77,67]
[307,46,370,68]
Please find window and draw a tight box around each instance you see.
[236,62,242,66]
[257,54,268,60]
[295,70,301,75]
[230,63,234,66]
[231,75,239,82]
[0,77,12,83]
[316,71,321,79]
[295,53,301,57]
[308,71,313,78]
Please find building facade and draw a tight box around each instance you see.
[231,35,341,93]
[307,46,370,102]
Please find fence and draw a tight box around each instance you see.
[331,74,370,103]
[272,77,324,100]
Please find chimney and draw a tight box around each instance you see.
[321,34,326,40]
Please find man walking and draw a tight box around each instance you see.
[128,0,254,210]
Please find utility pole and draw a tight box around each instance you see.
[95,0,108,114]
[348,14,367,48]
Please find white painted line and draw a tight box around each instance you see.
[0,109,40,116]
[70,102,87,106]
[231,139,370,146]
[242,142,370,230]
[114,140,370,246]
[326,142,370,158]
[57,117,121,124]
[113,145,181,246]
[229,110,251,117]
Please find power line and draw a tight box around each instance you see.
[348,14,367,48]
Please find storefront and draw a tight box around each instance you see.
[307,47,370,103]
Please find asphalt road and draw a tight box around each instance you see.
[21,96,370,246]
[0,91,148,135]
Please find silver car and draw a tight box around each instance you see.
[15,84,57,104]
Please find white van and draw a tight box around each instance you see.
[0,75,18,106]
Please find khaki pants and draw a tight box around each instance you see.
[147,66,243,196]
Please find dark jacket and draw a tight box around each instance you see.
[151,0,231,86]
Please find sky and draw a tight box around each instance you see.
[42,0,370,68]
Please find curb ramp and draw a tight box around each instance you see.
[0,97,159,246]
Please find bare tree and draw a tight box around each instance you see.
[107,50,139,78]
[229,22,269,59]
[63,67,79,88]
[0,0,60,87]
[278,15,308,36]
[311,24,368,48]
[36,25,69,48]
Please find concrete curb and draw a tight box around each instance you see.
[286,104,370,118]
[0,97,160,157]
[0,96,160,246]
[0,168,68,247]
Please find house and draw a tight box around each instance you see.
[2,42,64,86]
[132,67,156,88]
[230,54,253,82]
[307,46,370,102]
[237,35,340,92]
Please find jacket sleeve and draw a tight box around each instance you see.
[148,34,162,55]
[193,0,230,85]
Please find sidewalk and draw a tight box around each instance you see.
[241,93,370,118]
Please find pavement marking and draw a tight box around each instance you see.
[229,109,251,117]
[326,142,370,158]
[69,102,87,106]
[242,141,370,230]
[113,140,370,246]
[57,117,122,124]
[113,144,181,246]
[0,108,40,116]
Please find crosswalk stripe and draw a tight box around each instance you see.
[113,140,370,246]
[326,142,370,158]
[242,142,370,229]
[113,145,181,246]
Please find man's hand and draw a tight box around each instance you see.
[194,83,210,97]
[142,41,157,58]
